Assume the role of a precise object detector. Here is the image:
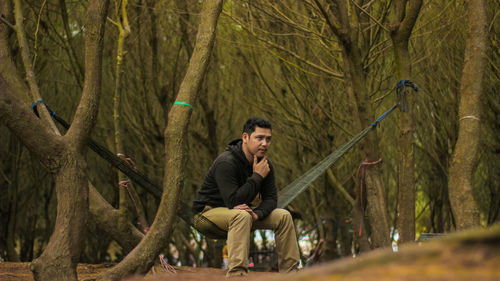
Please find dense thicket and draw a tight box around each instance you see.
[0,0,498,268]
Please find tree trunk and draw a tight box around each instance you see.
[5,136,21,262]
[448,0,486,231]
[1,0,109,279]
[0,0,144,256]
[96,1,224,280]
[313,0,391,250]
[351,174,371,252]
[30,153,89,281]
[30,0,110,279]
[344,39,391,250]
[364,165,391,248]
[390,0,423,244]
[0,75,67,277]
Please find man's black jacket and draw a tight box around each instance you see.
[192,139,277,220]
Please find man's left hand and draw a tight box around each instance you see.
[234,204,259,221]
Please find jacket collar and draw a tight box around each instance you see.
[227,139,252,168]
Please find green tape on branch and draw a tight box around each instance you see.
[173,102,193,109]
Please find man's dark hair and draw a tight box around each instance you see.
[242,117,272,135]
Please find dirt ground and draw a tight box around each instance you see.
[0,263,275,281]
[2,225,499,281]
[2,245,499,281]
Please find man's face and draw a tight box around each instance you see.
[242,127,272,159]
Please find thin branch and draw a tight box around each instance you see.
[349,0,390,32]
[13,0,60,134]
[237,3,344,72]
[32,0,47,68]
[59,0,84,88]
[0,165,12,185]
[107,16,120,27]
[0,15,16,30]
[223,11,343,78]
[312,0,340,38]
[327,169,355,206]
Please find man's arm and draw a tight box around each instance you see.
[214,161,263,208]
[252,161,277,220]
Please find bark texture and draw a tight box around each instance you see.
[96,1,224,280]
[390,0,423,244]
[448,0,487,230]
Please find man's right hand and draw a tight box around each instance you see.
[253,155,270,178]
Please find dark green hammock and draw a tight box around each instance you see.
[32,80,418,236]
[278,125,375,208]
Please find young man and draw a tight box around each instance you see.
[193,117,300,277]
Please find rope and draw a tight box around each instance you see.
[117,153,150,233]
[32,99,59,119]
[159,255,177,275]
[31,101,165,199]
[459,115,480,121]
[396,80,419,112]
[32,101,160,231]
[173,101,193,108]
[119,179,150,233]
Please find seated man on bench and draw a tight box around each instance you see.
[193,117,300,277]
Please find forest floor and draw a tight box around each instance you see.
[0,262,275,281]
[1,224,499,281]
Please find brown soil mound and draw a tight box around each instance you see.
[2,225,499,281]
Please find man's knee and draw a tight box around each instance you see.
[231,209,253,224]
[268,209,294,230]
[273,208,293,222]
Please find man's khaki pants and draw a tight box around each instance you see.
[197,207,300,277]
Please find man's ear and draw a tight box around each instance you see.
[242,132,249,143]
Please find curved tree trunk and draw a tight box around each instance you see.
[448,0,486,231]
[96,1,224,280]
[89,183,144,253]
[29,0,110,279]
[390,0,423,244]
